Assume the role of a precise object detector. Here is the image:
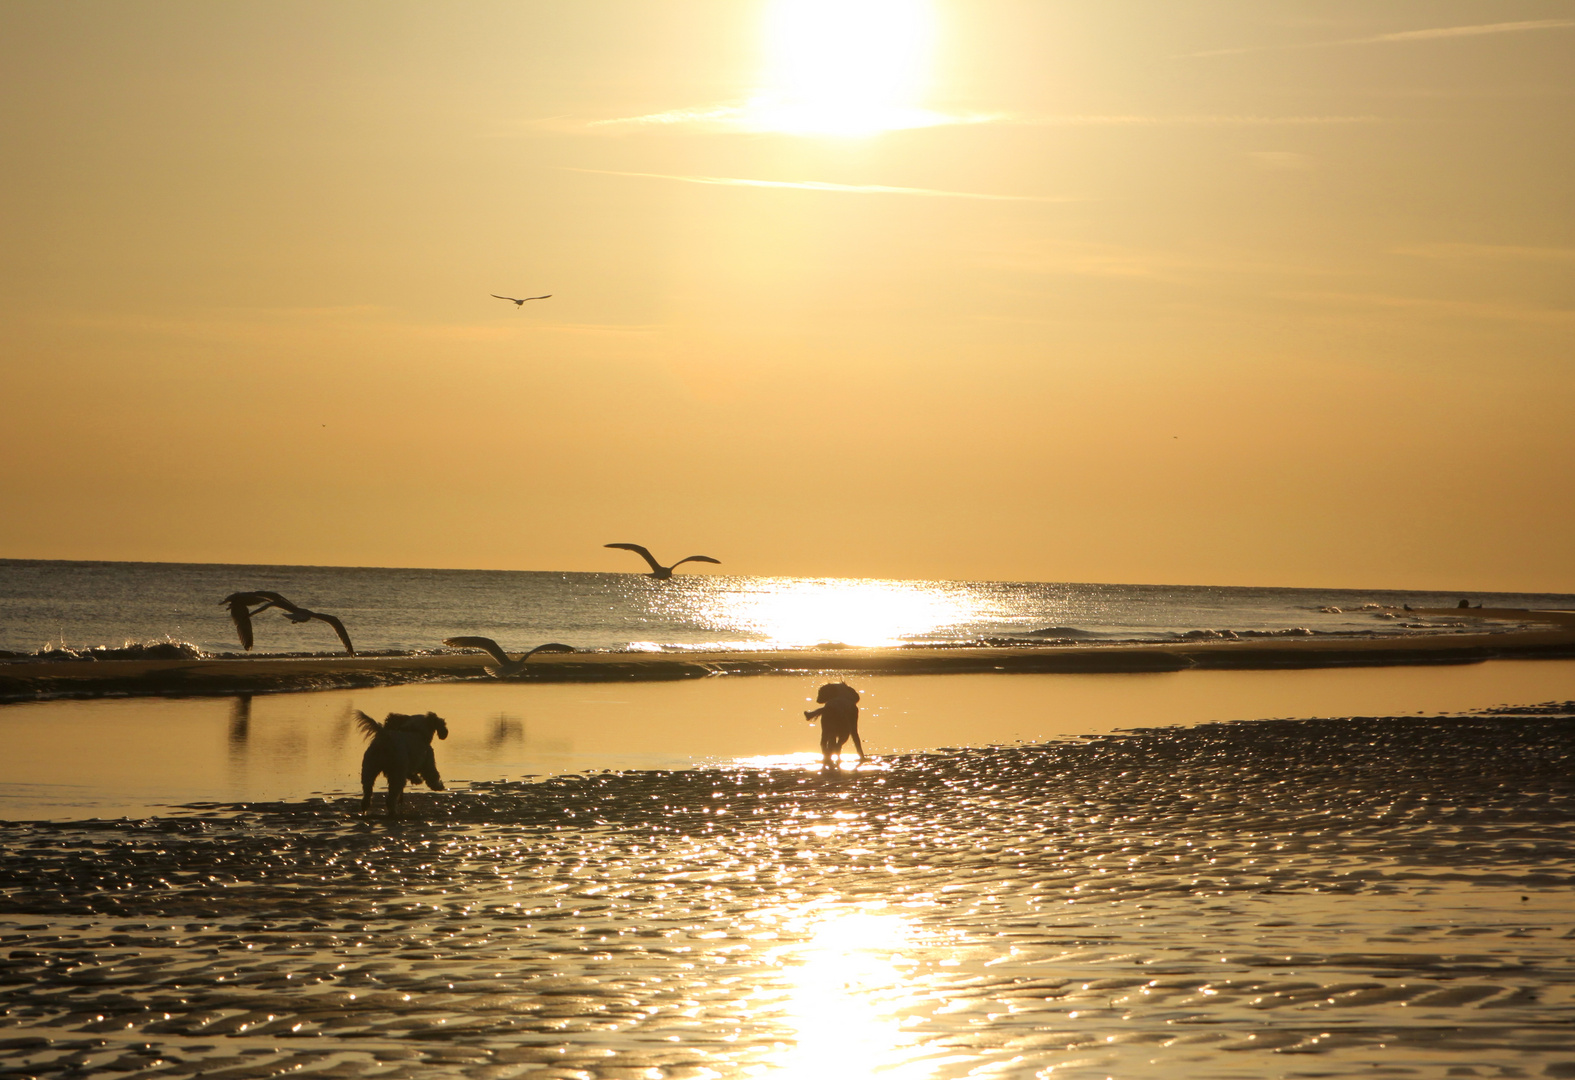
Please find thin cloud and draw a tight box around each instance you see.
[540,322,666,336]
[983,238,1342,285]
[1277,290,1575,325]
[1358,19,1575,44]
[564,168,1074,203]
[588,102,997,133]
[582,107,1375,131]
[592,106,745,128]
[1392,242,1575,264]
[1001,114,1377,126]
[1191,18,1575,57]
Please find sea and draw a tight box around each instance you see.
[5,565,1575,1080]
[2,557,1569,659]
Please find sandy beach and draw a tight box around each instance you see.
[1,699,1572,1078]
[2,609,1572,703]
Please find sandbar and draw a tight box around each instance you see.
[1,607,1571,702]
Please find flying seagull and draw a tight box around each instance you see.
[492,293,551,306]
[220,592,274,651]
[220,590,356,656]
[442,636,574,678]
[604,543,721,580]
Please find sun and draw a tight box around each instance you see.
[704,578,984,649]
[749,0,942,136]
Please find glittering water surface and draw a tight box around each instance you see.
[5,558,1571,656]
[2,706,1574,1078]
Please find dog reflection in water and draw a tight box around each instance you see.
[805,682,866,769]
[356,711,448,818]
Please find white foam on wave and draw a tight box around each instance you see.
[28,637,205,662]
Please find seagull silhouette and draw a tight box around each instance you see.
[442,637,574,678]
[219,590,356,655]
[604,543,721,580]
[492,293,551,307]
[220,592,275,651]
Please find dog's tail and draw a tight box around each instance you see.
[354,709,383,740]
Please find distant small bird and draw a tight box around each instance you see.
[442,636,574,678]
[492,293,551,306]
[220,590,355,655]
[604,543,720,580]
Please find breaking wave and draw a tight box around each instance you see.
[21,638,207,663]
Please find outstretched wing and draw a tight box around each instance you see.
[354,709,383,740]
[221,594,263,650]
[520,294,551,301]
[251,591,303,614]
[443,636,512,666]
[605,543,662,573]
[491,294,521,303]
[311,611,355,655]
[672,555,721,568]
[523,642,575,659]
[221,591,271,607]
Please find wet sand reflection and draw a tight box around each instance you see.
[226,693,252,748]
[773,908,928,1079]
[486,713,524,751]
[2,660,1572,819]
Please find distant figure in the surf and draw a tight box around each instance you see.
[804,681,866,769]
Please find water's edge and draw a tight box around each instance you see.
[4,622,1574,703]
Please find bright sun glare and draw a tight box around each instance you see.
[775,908,930,1078]
[752,0,940,136]
[711,578,982,648]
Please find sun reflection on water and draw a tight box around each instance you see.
[706,578,985,648]
[771,907,932,1079]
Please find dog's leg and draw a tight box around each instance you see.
[387,740,413,818]
[360,749,380,814]
[387,770,406,819]
[417,744,444,791]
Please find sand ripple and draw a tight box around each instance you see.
[1,707,1574,1078]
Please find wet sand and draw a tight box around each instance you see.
[1,689,1574,1077]
[2,608,1572,702]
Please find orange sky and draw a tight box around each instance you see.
[2,2,1572,591]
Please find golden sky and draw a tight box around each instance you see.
[2,1,1571,591]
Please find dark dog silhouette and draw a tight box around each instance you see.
[356,710,448,817]
[804,682,865,769]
